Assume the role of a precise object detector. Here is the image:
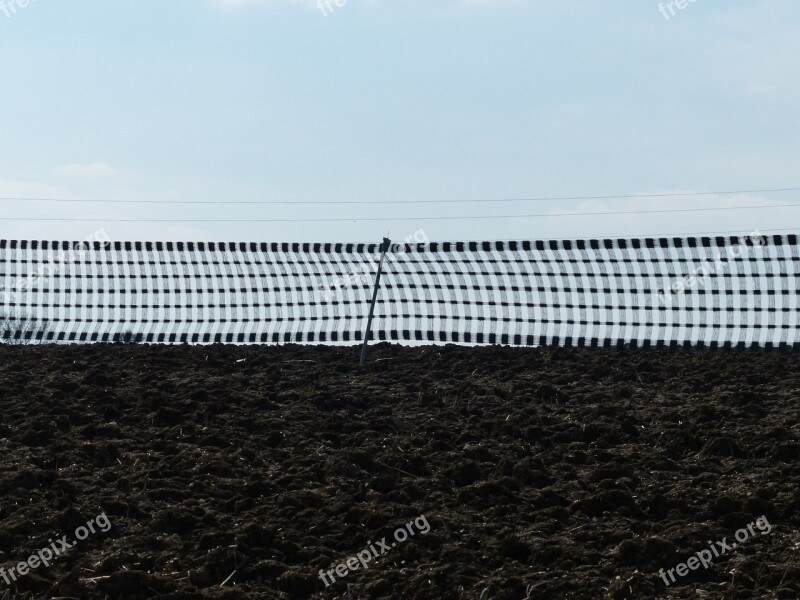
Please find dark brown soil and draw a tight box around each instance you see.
[1,344,799,600]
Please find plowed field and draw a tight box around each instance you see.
[1,344,798,599]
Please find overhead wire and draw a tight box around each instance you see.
[0,202,799,222]
[0,186,799,206]
[437,227,800,242]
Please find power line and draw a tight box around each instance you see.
[0,226,795,245]
[0,203,799,222]
[0,187,799,206]
[439,227,799,243]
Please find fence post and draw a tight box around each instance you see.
[360,237,391,366]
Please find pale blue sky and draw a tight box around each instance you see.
[1,0,798,243]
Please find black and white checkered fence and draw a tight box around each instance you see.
[1,234,798,347]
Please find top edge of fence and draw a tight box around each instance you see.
[0,234,796,253]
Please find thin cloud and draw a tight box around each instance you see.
[54,163,120,180]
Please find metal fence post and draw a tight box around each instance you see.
[360,237,391,366]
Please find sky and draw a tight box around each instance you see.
[1,0,799,244]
